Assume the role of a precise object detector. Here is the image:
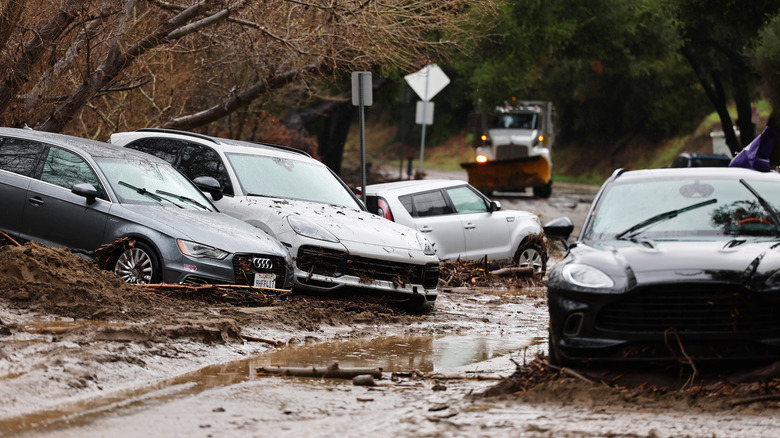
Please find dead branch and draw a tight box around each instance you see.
[664,328,699,386]
[257,363,383,379]
[240,334,283,346]
[729,394,780,407]
[490,267,533,277]
[0,231,21,247]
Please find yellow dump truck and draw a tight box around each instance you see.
[461,101,555,198]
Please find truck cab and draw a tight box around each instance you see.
[462,101,555,198]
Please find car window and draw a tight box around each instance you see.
[125,138,181,164]
[96,157,213,209]
[40,146,105,198]
[0,137,45,177]
[226,153,361,209]
[585,176,780,240]
[180,143,234,196]
[406,190,451,217]
[399,195,413,214]
[445,186,487,214]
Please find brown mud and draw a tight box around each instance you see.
[1,235,778,436]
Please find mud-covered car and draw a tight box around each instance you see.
[0,127,292,288]
[364,179,548,273]
[109,129,440,310]
[547,167,780,366]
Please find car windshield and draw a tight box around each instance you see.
[225,153,362,209]
[583,176,780,241]
[95,157,214,210]
[488,113,537,130]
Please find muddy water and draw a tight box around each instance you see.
[4,333,532,436]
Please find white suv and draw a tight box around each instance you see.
[109,129,439,310]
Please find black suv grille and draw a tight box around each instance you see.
[297,246,439,289]
[232,254,291,289]
[596,284,780,333]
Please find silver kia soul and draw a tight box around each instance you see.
[0,127,293,288]
[109,129,440,310]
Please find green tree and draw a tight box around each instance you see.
[670,0,780,154]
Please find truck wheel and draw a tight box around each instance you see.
[514,242,547,274]
[533,180,552,198]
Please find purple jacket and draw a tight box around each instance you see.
[729,126,779,172]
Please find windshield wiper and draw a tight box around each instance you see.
[156,190,211,211]
[119,181,181,208]
[739,179,780,234]
[615,198,717,240]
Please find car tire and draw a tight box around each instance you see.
[514,242,547,274]
[533,180,552,198]
[112,241,162,284]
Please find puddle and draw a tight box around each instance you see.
[1,333,531,436]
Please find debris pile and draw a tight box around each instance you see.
[482,354,780,408]
[438,259,545,289]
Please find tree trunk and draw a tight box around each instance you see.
[317,101,356,174]
[680,46,740,156]
[0,0,83,114]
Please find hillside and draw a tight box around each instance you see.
[342,103,772,186]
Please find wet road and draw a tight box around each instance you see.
[8,179,779,437]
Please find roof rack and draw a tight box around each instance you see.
[136,128,311,157]
[248,141,311,158]
[136,128,219,144]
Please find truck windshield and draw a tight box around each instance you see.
[488,113,537,130]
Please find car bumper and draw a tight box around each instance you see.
[548,284,780,364]
[161,253,293,290]
[293,244,439,303]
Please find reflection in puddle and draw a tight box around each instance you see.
[1,334,530,436]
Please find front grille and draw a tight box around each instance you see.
[596,284,780,333]
[495,144,529,160]
[297,246,439,289]
[232,254,290,289]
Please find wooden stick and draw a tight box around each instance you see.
[730,394,780,407]
[490,267,533,276]
[240,334,283,346]
[257,363,383,379]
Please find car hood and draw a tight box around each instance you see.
[563,238,780,285]
[114,204,289,257]
[240,197,424,251]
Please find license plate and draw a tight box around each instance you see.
[253,273,276,288]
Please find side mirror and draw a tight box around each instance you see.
[192,176,223,201]
[543,216,574,251]
[488,201,501,212]
[72,183,98,205]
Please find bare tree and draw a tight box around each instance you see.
[0,0,497,138]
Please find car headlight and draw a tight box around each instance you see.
[287,215,339,243]
[177,239,229,260]
[562,263,615,288]
[417,233,436,256]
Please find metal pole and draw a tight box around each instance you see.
[418,68,430,176]
[358,73,367,205]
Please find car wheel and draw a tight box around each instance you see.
[113,242,161,284]
[514,242,547,274]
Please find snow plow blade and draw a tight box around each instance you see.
[460,155,552,196]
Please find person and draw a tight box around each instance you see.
[729,114,779,171]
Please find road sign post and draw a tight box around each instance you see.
[404,64,449,176]
[352,71,372,203]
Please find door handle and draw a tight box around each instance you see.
[419,226,433,233]
[464,223,476,230]
[28,196,44,206]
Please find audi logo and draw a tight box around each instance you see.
[252,257,273,270]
